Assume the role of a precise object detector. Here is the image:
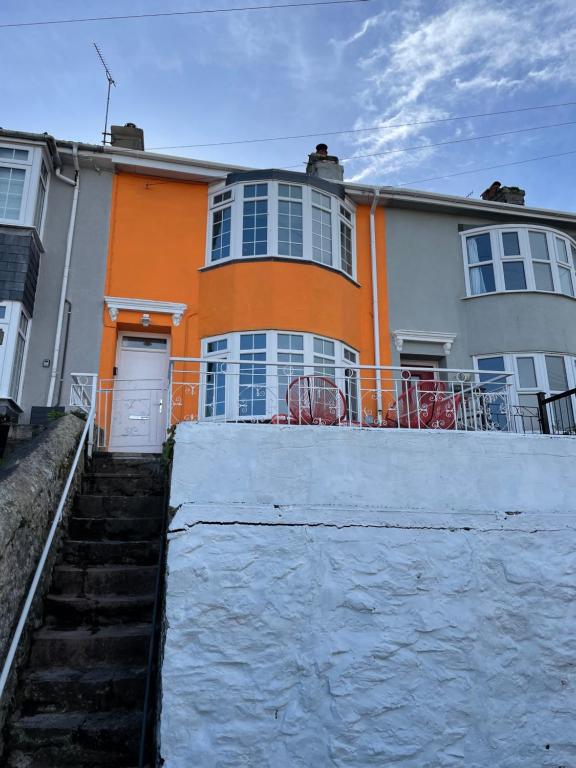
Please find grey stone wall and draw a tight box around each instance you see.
[0,414,84,753]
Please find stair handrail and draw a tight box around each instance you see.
[0,405,96,703]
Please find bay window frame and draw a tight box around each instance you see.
[0,142,48,229]
[201,330,359,421]
[0,301,32,405]
[462,225,576,298]
[475,351,576,432]
[206,180,357,280]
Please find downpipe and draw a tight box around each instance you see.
[370,188,383,422]
[46,143,80,406]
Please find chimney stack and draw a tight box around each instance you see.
[481,180,525,206]
[110,123,145,151]
[306,144,344,182]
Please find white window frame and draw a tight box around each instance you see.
[201,330,359,420]
[475,351,576,431]
[0,142,48,228]
[462,225,576,298]
[205,180,357,279]
[0,301,31,404]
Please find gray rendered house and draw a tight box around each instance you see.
[379,185,576,421]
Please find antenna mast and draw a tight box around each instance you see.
[93,43,116,146]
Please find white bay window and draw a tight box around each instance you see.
[476,352,576,432]
[207,180,356,278]
[463,225,576,298]
[202,331,359,421]
[0,301,31,405]
[0,143,49,231]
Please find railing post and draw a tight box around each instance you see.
[537,391,551,434]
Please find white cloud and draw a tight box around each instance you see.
[336,0,576,183]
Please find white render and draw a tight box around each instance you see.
[161,423,576,767]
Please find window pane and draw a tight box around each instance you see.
[312,202,332,265]
[279,184,302,199]
[502,231,520,256]
[503,261,526,290]
[0,147,29,161]
[556,238,569,264]
[277,198,302,258]
[469,264,495,294]
[571,244,576,270]
[0,167,25,220]
[243,195,268,257]
[0,306,5,319]
[211,207,231,261]
[340,220,353,276]
[558,266,574,296]
[533,262,554,291]
[545,356,568,392]
[516,357,537,388]
[311,190,330,209]
[466,233,492,264]
[529,231,549,260]
[205,361,227,417]
[122,336,167,349]
[207,339,227,353]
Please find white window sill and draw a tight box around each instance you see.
[461,289,576,302]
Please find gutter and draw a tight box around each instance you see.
[46,143,80,406]
[369,188,384,423]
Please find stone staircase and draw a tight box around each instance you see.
[3,454,166,768]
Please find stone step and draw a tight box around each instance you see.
[29,625,151,668]
[90,453,163,475]
[63,539,159,566]
[20,666,146,714]
[74,494,164,519]
[68,516,162,542]
[51,564,158,596]
[82,473,163,496]
[8,710,140,766]
[44,594,155,627]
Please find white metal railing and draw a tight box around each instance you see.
[70,373,98,454]
[0,404,95,703]
[167,358,537,434]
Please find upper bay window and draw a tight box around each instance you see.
[463,225,576,298]
[208,179,356,279]
[0,143,49,232]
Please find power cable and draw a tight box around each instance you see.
[396,149,576,188]
[148,100,576,150]
[0,0,370,29]
[336,119,576,164]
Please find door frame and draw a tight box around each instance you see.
[108,330,171,452]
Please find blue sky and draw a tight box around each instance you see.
[2,0,576,209]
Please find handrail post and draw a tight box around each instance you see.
[537,391,551,434]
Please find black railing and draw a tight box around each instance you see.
[537,388,576,435]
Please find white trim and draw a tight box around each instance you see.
[105,296,187,326]
[393,329,457,356]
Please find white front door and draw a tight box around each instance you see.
[109,333,170,453]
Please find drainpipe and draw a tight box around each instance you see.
[370,188,383,423]
[46,143,80,406]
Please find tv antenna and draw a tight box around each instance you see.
[93,43,116,145]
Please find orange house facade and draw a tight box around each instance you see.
[98,152,390,452]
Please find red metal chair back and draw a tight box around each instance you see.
[287,376,347,425]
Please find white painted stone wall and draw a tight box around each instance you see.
[161,424,576,768]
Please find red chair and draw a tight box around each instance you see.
[383,380,461,429]
[287,376,347,425]
[425,390,462,430]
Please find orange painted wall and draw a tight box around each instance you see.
[99,172,391,394]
